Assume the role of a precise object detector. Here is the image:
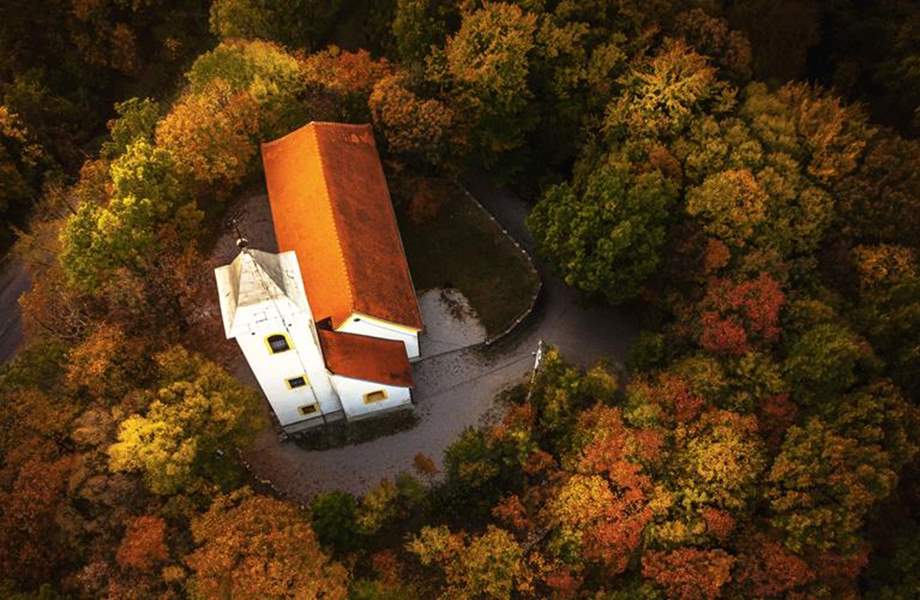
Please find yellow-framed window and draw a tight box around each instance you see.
[265,333,293,354]
[363,390,387,404]
[298,404,318,416]
[286,375,309,389]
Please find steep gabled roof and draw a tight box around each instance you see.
[261,122,423,331]
[317,329,414,387]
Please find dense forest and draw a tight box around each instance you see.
[1,0,919,598]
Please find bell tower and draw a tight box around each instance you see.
[215,245,344,430]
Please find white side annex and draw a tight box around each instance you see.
[214,247,414,432]
[335,314,420,360]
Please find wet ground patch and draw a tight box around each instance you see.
[396,178,539,338]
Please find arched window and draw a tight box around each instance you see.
[266,333,291,354]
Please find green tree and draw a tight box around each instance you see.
[439,2,537,163]
[59,139,202,292]
[823,381,919,472]
[672,115,763,186]
[188,39,303,96]
[100,98,160,160]
[209,0,344,51]
[854,275,920,400]
[528,162,677,303]
[767,418,898,553]
[392,0,457,65]
[782,322,869,405]
[353,473,428,538]
[527,348,618,451]
[443,427,521,518]
[108,347,264,494]
[187,39,319,139]
[310,490,361,553]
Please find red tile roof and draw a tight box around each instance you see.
[317,329,414,387]
[261,122,423,330]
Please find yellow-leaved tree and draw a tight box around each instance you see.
[108,346,264,495]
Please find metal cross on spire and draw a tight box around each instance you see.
[229,216,249,251]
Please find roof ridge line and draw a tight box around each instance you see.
[308,123,356,315]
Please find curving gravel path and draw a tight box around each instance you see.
[238,178,640,500]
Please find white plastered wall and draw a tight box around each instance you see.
[336,313,421,359]
[215,250,344,428]
[234,312,343,427]
[330,373,412,420]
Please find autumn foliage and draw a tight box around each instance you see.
[642,548,735,600]
[186,489,348,599]
[698,273,785,355]
[116,516,169,572]
[3,0,920,598]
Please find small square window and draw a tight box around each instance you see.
[287,376,307,389]
[363,390,387,404]
[267,334,291,354]
[298,404,318,416]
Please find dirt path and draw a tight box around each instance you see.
[0,259,29,364]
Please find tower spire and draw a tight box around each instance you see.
[230,217,249,251]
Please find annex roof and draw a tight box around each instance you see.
[261,122,423,331]
[317,328,414,388]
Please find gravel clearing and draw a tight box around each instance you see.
[213,185,639,501]
[418,288,487,358]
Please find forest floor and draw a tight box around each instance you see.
[234,178,641,500]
